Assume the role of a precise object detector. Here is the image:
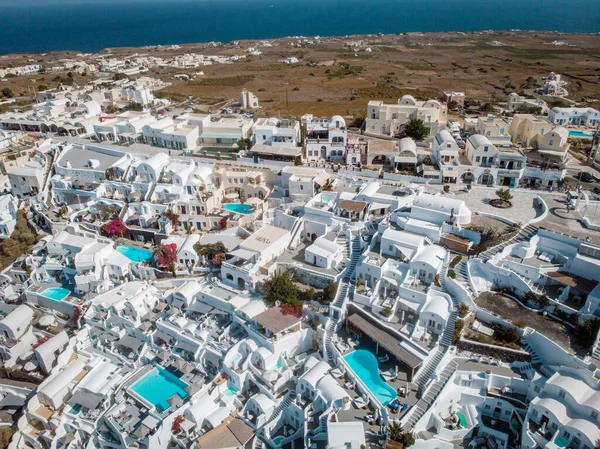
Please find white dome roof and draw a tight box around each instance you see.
[398,137,417,155]
[399,95,417,105]
[329,115,346,128]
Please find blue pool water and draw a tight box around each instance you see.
[131,367,189,412]
[568,130,593,138]
[223,384,239,396]
[229,353,242,362]
[117,245,154,262]
[41,287,70,301]
[555,436,569,448]
[223,203,253,215]
[343,349,397,406]
[456,411,468,427]
[273,436,285,446]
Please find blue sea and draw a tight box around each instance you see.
[0,0,598,54]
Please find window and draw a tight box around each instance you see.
[531,409,539,417]
[534,385,541,393]
[487,131,491,136]
[563,431,571,439]
[482,157,487,165]
[549,139,554,146]
[300,185,304,191]
[484,146,489,152]
[500,128,505,135]
[484,404,491,410]
[559,389,566,399]
[476,156,481,162]
[591,411,598,420]
[389,245,393,251]
[262,135,266,140]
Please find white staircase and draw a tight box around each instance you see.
[414,349,444,389]
[479,224,538,262]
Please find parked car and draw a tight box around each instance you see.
[184,107,193,113]
[590,187,600,199]
[394,131,407,138]
[578,172,600,183]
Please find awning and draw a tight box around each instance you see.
[117,335,144,352]
[154,329,174,344]
[229,248,257,260]
[370,202,390,211]
[174,340,198,354]
[225,193,239,199]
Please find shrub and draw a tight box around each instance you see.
[459,303,469,318]
[494,326,520,344]
[453,319,465,344]
[382,306,393,318]
[450,255,462,268]
[281,302,303,318]
[101,219,126,237]
[324,282,338,302]
[574,318,600,349]
[162,210,180,228]
[447,269,456,279]
[443,184,450,194]
[512,318,527,328]
[434,274,440,286]
[471,243,488,254]
[154,243,178,272]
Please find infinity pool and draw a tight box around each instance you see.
[223,203,253,215]
[130,366,189,412]
[344,349,397,406]
[41,287,71,301]
[117,245,154,262]
[568,130,593,138]
[456,411,468,427]
[555,436,569,448]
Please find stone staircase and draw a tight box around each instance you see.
[521,328,541,364]
[422,361,457,404]
[453,260,476,299]
[440,309,457,347]
[479,224,538,262]
[414,349,444,389]
[261,391,297,446]
[404,399,428,431]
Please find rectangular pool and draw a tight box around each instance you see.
[41,287,71,301]
[117,245,154,262]
[130,366,189,412]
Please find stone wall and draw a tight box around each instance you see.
[457,338,531,363]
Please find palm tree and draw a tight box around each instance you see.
[388,422,404,442]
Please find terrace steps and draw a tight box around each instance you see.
[414,349,444,389]
[454,260,476,299]
[440,309,458,347]
[479,224,538,262]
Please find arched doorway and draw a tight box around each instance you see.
[479,173,494,186]
[461,172,474,184]
[311,233,317,242]
[238,278,246,290]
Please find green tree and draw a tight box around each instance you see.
[1,88,13,98]
[194,241,226,261]
[236,138,251,150]
[400,431,416,448]
[404,118,429,140]
[323,282,338,302]
[262,271,299,306]
[495,188,513,203]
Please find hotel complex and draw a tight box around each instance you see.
[0,57,600,449]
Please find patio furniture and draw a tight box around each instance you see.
[469,437,486,449]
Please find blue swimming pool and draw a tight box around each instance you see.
[555,436,569,448]
[131,366,189,412]
[41,287,70,301]
[117,245,154,262]
[568,130,593,138]
[344,349,397,406]
[223,203,253,215]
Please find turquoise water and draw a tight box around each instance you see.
[42,287,70,301]
[69,404,82,415]
[569,130,593,138]
[230,353,242,362]
[555,436,569,448]
[274,360,284,369]
[456,411,468,427]
[223,384,239,396]
[224,203,253,215]
[131,367,189,411]
[273,436,285,446]
[343,349,397,406]
[117,245,153,262]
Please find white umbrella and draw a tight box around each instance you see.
[39,315,56,327]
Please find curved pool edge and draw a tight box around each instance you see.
[342,349,397,407]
